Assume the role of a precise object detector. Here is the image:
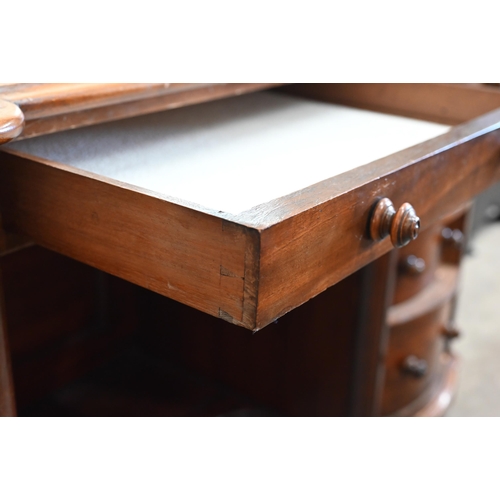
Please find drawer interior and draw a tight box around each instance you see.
[5,91,450,215]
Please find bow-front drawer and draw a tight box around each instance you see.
[1,87,500,331]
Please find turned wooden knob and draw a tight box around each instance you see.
[369,198,420,248]
[442,324,460,340]
[400,255,426,275]
[0,99,24,144]
[401,355,427,378]
[441,227,464,249]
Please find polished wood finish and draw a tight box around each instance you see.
[0,269,16,416]
[0,83,283,141]
[0,99,24,144]
[283,83,500,125]
[0,84,497,416]
[391,354,458,417]
[393,223,443,304]
[1,99,500,330]
[388,265,458,327]
[382,299,453,415]
[349,251,398,416]
[369,198,420,248]
[0,154,259,329]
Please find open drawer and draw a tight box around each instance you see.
[1,85,500,331]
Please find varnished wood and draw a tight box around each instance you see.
[0,154,259,329]
[0,83,283,141]
[381,300,453,415]
[350,251,398,416]
[390,353,458,417]
[369,198,420,248]
[1,99,500,330]
[241,110,500,329]
[393,224,443,304]
[282,83,500,125]
[0,269,16,416]
[0,99,24,144]
[136,271,363,416]
[388,265,458,326]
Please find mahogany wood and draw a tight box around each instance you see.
[0,155,259,329]
[390,354,458,417]
[349,251,398,416]
[0,84,283,141]
[381,300,453,415]
[0,269,16,416]
[388,265,458,326]
[1,101,500,330]
[282,84,500,125]
[1,246,139,408]
[244,113,500,329]
[136,270,363,416]
[393,223,443,304]
[0,84,497,417]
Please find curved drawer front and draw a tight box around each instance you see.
[382,301,452,416]
[393,223,443,305]
[1,88,500,330]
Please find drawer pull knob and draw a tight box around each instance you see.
[442,324,460,340]
[401,355,427,378]
[369,198,420,248]
[400,255,426,275]
[442,227,464,249]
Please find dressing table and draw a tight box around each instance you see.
[1,83,500,416]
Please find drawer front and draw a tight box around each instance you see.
[393,223,443,305]
[381,300,452,416]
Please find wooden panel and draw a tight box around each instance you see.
[1,92,500,331]
[136,270,363,417]
[1,83,283,141]
[1,246,139,409]
[0,153,259,329]
[349,251,397,416]
[282,84,500,125]
[387,266,458,327]
[391,353,458,417]
[247,114,500,329]
[1,246,97,355]
[0,269,16,416]
[382,302,452,416]
[393,224,443,305]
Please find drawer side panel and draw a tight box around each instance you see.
[0,152,258,329]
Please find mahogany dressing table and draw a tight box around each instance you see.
[1,83,500,416]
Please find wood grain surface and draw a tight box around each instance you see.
[1,101,500,330]
[282,83,500,125]
[390,354,458,417]
[0,83,283,141]
[0,152,260,329]
[244,111,500,328]
[0,269,16,416]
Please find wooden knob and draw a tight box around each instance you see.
[369,198,420,248]
[0,99,24,144]
[400,255,426,275]
[442,324,460,340]
[401,355,427,378]
[441,228,464,249]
